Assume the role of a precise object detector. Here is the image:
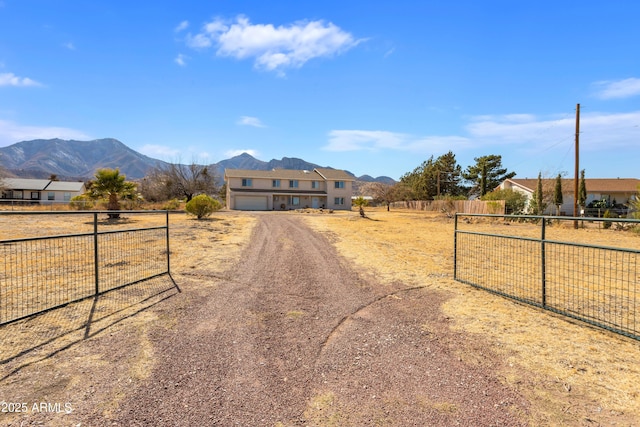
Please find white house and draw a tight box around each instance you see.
[498,178,639,215]
[1,178,86,203]
[225,168,354,211]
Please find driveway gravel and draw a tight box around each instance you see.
[111,213,529,426]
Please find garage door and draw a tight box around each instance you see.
[235,195,268,210]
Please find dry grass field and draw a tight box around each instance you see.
[303,207,640,426]
[1,207,640,425]
[0,211,256,425]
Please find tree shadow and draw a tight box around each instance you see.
[0,275,180,382]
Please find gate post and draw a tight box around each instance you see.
[541,217,546,307]
[94,212,99,295]
[453,213,458,280]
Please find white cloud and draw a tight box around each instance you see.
[174,53,187,66]
[225,149,259,158]
[0,119,90,146]
[185,15,363,75]
[0,72,42,87]
[237,116,265,128]
[466,111,640,150]
[592,78,640,99]
[63,42,75,50]
[137,144,182,159]
[325,130,470,153]
[175,20,189,33]
[186,33,213,49]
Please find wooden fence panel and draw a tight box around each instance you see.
[390,200,505,214]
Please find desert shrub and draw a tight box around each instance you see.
[603,209,612,229]
[162,198,182,210]
[485,201,503,214]
[185,194,221,219]
[69,194,95,210]
[482,188,527,214]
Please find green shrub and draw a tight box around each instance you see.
[162,198,181,210]
[69,194,95,210]
[185,194,221,219]
[603,209,612,229]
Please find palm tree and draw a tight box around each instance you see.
[88,168,137,218]
[353,196,369,218]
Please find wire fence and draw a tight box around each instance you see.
[454,214,640,340]
[0,211,170,325]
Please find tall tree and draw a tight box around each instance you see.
[529,172,546,215]
[553,173,563,216]
[578,169,587,212]
[400,151,464,200]
[434,151,465,197]
[463,154,516,197]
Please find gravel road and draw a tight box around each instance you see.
[112,213,529,426]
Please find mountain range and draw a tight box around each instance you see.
[0,138,395,184]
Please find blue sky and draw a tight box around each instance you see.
[1,1,639,180]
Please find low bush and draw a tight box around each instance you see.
[162,198,182,210]
[185,194,221,219]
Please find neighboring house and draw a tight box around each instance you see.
[498,178,640,215]
[225,168,354,211]
[0,178,86,202]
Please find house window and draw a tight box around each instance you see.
[64,192,71,201]
[290,196,300,206]
[31,192,39,200]
[242,178,252,187]
[272,179,281,188]
[289,180,299,188]
[13,191,23,199]
[335,197,345,205]
[335,181,345,189]
[48,192,55,201]
[311,181,319,189]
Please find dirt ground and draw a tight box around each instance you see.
[1,208,639,426]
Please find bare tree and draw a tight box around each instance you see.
[359,182,406,211]
[141,161,217,202]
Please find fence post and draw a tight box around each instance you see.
[94,212,99,295]
[166,210,171,276]
[453,213,458,280]
[541,217,546,307]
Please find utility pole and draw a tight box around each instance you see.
[573,103,580,229]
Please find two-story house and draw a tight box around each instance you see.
[224,168,354,211]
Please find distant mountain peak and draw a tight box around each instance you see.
[0,138,396,184]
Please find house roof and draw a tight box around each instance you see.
[2,178,52,190]
[2,178,85,192]
[313,168,355,181]
[504,178,640,194]
[45,181,85,191]
[225,167,354,181]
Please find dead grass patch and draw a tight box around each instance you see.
[0,210,256,425]
[303,207,640,426]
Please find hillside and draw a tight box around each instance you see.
[0,138,396,184]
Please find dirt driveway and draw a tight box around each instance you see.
[103,213,528,426]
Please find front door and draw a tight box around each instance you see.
[312,197,319,208]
